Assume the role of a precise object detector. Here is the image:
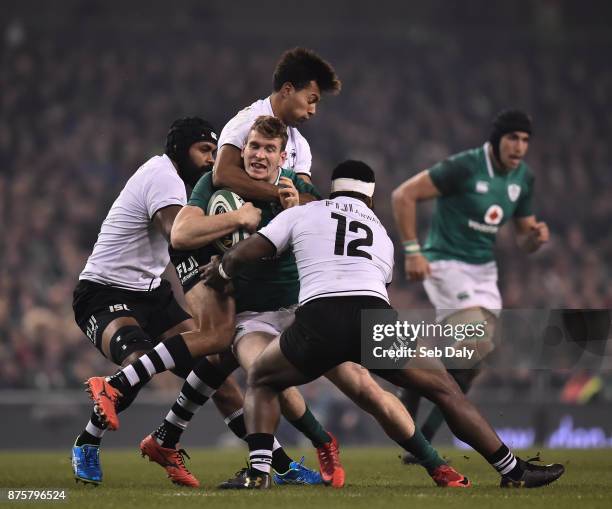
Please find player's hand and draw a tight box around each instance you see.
[528,221,549,250]
[405,253,431,281]
[278,177,299,209]
[199,256,231,293]
[237,202,262,233]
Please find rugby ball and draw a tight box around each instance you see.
[206,189,250,252]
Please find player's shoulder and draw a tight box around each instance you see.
[291,127,310,148]
[192,170,214,190]
[137,154,173,175]
[290,128,311,165]
[282,198,320,220]
[448,146,481,170]
[219,98,270,148]
[226,98,268,126]
[130,154,179,187]
[189,172,215,204]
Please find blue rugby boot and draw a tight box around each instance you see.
[273,457,323,486]
[72,440,102,485]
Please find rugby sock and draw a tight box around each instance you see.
[153,357,228,448]
[75,413,107,446]
[225,408,247,439]
[272,437,292,473]
[223,409,292,472]
[396,428,446,472]
[289,406,331,447]
[109,335,192,390]
[246,433,274,474]
[487,444,522,480]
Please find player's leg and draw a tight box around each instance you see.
[330,364,469,487]
[236,326,333,446]
[153,305,244,449]
[136,282,242,487]
[220,336,316,489]
[234,329,324,485]
[86,285,236,430]
[418,307,496,442]
[72,281,159,483]
[220,298,352,491]
[400,260,498,461]
[377,363,564,487]
[325,362,469,487]
[172,276,246,442]
[139,350,239,488]
[139,351,236,487]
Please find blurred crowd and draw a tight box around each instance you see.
[0,9,611,406]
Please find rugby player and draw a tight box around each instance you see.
[202,160,564,489]
[391,110,549,455]
[213,46,341,195]
[71,118,252,484]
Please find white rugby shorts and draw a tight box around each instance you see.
[423,260,501,322]
[233,305,297,347]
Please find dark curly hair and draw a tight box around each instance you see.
[273,47,341,94]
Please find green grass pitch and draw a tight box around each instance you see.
[1,447,611,509]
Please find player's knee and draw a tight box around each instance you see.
[202,323,235,352]
[109,326,152,365]
[207,352,240,377]
[416,370,461,404]
[246,360,279,391]
[246,363,266,388]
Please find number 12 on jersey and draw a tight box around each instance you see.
[331,212,373,259]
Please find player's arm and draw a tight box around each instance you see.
[294,135,313,187]
[298,174,312,185]
[202,205,297,290]
[391,170,440,280]
[152,205,182,241]
[170,204,261,251]
[391,170,440,240]
[212,145,280,201]
[201,233,276,291]
[513,215,549,253]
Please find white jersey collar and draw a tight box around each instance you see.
[264,96,274,116]
[273,167,281,185]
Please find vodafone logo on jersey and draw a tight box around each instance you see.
[484,204,504,225]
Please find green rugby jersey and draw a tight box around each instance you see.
[423,143,534,264]
[188,169,321,313]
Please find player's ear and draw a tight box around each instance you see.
[279,150,287,167]
[280,82,294,97]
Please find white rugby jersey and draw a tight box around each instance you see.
[217,97,312,176]
[80,154,186,291]
[258,196,394,304]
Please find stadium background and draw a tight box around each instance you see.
[1,0,611,451]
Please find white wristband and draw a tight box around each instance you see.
[218,262,231,280]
